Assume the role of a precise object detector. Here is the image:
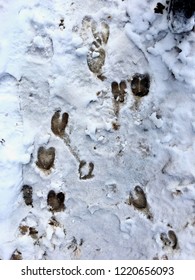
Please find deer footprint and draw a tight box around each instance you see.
[22,185,33,206]
[79,160,94,180]
[128,186,153,220]
[87,20,109,75]
[160,230,178,250]
[36,147,55,171]
[47,190,65,212]
[111,80,127,115]
[130,73,150,97]
[51,111,69,138]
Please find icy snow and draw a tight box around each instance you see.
[0,0,195,260]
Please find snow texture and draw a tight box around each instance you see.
[0,0,195,260]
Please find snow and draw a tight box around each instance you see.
[0,0,195,260]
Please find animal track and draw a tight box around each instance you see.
[111,81,127,115]
[51,111,69,137]
[111,80,127,115]
[160,230,178,249]
[131,73,150,97]
[19,225,38,239]
[36,147,55,171]
[129,186,147,209]
[47,190,65,212]
[128,186,153,220]
[22,185,33,206]
[112,81,127,102]
[10,250,22,260]
[86,20,109,75]
[78,160,94,180]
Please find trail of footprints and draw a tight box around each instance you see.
[128,185,179,254]
[15,15,176,259]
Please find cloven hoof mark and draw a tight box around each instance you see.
[22,185,33,206]
[129,185,147,209]
[79,160,94,180]
[51,111,69,137]
[160,230,178,249]
[36,147,55,171]
[131,73,150,97]
[47,190,65,212]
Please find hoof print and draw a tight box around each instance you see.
[160,230,178,249]
[36,147,55,171]
[47,190,65,212]
[79,160,94,180]
[160,232,171,247]
[10,250,22,260]
[51,111,69,137]
[129,186,147,209]
[19,225,38,239]
[154,3,165,14]
[168,230,178,249]
[111,80,127,103]
[131,73,150,97]
[22,185,33,206]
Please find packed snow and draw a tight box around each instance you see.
[0,0,195,260]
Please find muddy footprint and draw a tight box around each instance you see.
[79,160,94,180]
[10,250,22,260]
[131,73,150,97]
[22,185,33,206]
[87,20,109,75]
[36,147,55,171]
[128,185,153,219]
[111,80,127,115]
[47,190,65,212]
[160,230,178,249]
[51,111,69,137]
[129,185,147,209]
[19,225,38,239]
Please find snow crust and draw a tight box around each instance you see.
[0,0,195,260]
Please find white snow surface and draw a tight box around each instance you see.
[0,0,195,260]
